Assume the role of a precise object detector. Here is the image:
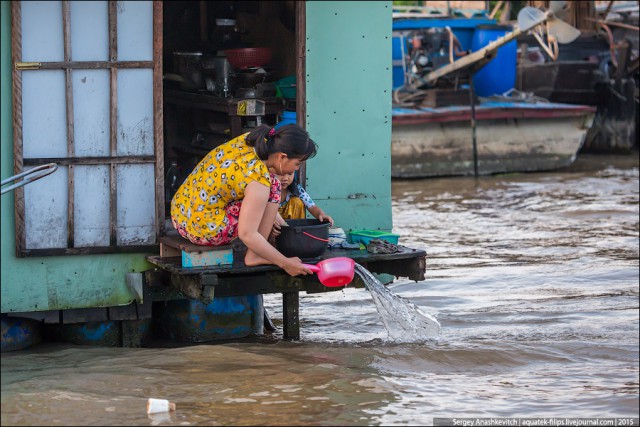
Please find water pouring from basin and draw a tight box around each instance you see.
[303,258,440,341]
[354,263,441,342]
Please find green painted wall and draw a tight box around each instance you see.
[0,1,393,314]
[305,1,393,233]
[1,1,150,314]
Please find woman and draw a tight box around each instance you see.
[170,124,317,277]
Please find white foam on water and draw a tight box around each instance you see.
[354,263,441,342]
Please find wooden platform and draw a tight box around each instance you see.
[145,245,427,340]
[159,235,236,268]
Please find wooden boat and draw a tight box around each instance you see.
[391,101,596,178]
[390,3,601,178]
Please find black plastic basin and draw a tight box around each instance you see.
[276,219,330,258]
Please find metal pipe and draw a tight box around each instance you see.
[1,163,58,195]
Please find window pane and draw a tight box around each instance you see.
[73,69,110,157]
[70,0,109,61]
[117,69,154,156]
[23,70,68,159]
[116,163,155,245]
[21,0,63,62]
[25,165,68,249]
[74,165,110,247]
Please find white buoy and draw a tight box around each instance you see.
[146,398,176,414]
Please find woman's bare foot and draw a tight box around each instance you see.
[244,249,272,266]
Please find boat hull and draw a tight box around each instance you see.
[391,103,595,178]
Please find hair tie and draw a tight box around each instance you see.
[268,128,276,138]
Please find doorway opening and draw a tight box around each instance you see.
[161,1,301,227]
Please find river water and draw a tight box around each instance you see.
[1,154,638,426]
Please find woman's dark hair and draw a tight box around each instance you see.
[246,124,317,161]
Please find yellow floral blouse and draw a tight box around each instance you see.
[170,133,272,240]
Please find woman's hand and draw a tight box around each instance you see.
[318,212,334,226]
[270,222,282,238]
[281,257,313,276]
[309,206,333,226]
[270,213,287,238]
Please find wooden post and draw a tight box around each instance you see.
[469,74,479,177]
[295,1,307,187]
[282,291,300,340]
[120,319,142,348]
[199,1,208,43]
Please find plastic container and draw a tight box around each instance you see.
[470,24,517,97]
[275,75,296,99]
[303,257,355,287]
[153,296,263,341]
[349,229,400,246]
[1,315,42,352]
[224,47,273,70]
[276,219,330,258]
[275,110,296,129]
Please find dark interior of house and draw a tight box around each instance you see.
[162,1,297,216]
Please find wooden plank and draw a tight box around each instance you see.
[62,307,109,324]
[109,1,118,247]
[160,235,232,253]
[159,236,234,267]
[199,1,208,42]
[392,105,597,125]
[160,242,181,258]
[136,275,154,319]
[11,1,26,257]
[19,244,158,258]
[295,0,307,187]
[153,1,165,237]
[108,303,138,321]
[109,163,117,246]
[17,61,155,69]
[24,156,156,166]
[282,292,300,340]
[120,319,141,348]
[7,310,60,323]
[147,245,427,275]
[63,1,75,248]
[420,89,472,108]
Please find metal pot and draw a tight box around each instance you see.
[172,51,204,91]
[231,67,275,88]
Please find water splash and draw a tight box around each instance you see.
[354,263,441,342]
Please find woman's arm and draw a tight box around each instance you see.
[239,181,311,276]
